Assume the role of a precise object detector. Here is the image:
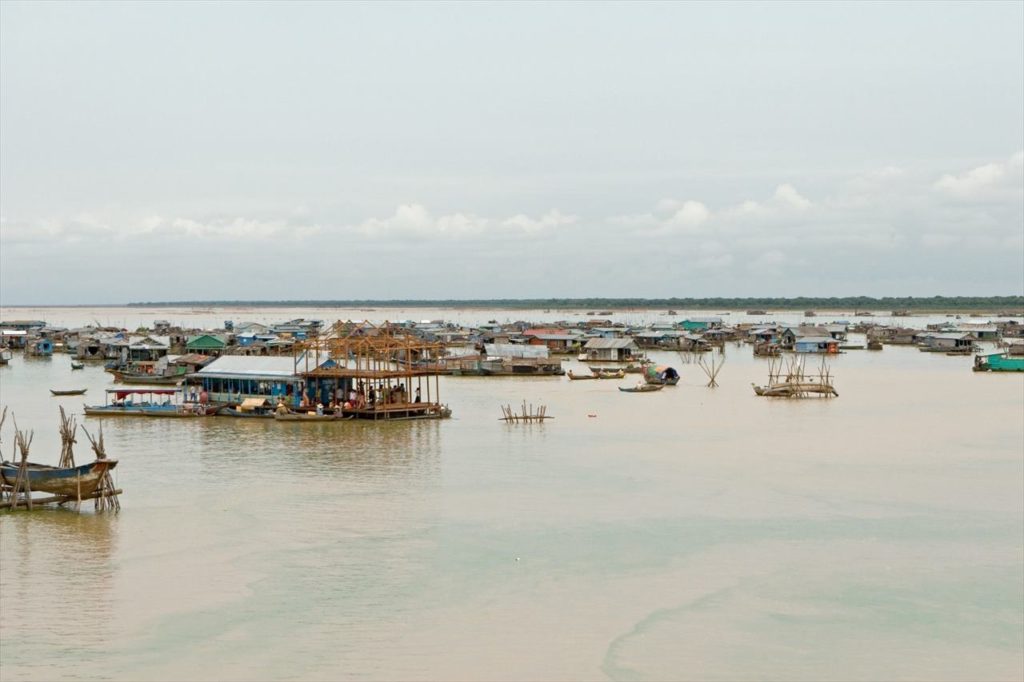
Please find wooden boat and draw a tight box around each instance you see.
[50,388,87,396]
[618,383,664,393]
[752,382,838,397]
[112,371,185,385]
[973,352,1024,372]
[594,369,626,379]
[753,358,838,398]
[588,363,644,374]
[0,458,117,497]
[218,398,279,418]
[644,365,680,385]
[566,370,596,380]
[218,407,276,418]
[70,361,85,370]
[142,405,216,417]
[274,412,353,421]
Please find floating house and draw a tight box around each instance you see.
[0,320,47,332]
[186,334,229,356]
[28,338,54,356]
[293,322,451,419]
[187,355,312,407]
[794,336,841,354]
[478,344,564,375]
[0,329,28,349]
[679,317,722,332]
[917,332,976,353]
[581,337,642,362]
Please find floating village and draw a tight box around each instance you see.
[1,310,1023,511]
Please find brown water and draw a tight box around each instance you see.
[1,308,1022,681]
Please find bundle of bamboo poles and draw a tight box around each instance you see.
[82,424,119,512]
[499,401,552,423]
[5,419,35,510]
[58,406,77,468]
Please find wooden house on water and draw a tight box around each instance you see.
[186,334,229,357]
[917,332,977,354]
[580,337,642,363]
[293,322,452,420]
[521,330,582,355]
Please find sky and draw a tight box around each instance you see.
[1,1,1022,304]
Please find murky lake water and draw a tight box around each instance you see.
[1,307,1022,681]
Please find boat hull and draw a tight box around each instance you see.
[0,459,117,497]
[752,382,838,397]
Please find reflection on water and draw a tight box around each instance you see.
[0,320,1021,681]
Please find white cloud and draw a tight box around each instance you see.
[933,151,1024,200]
[670,201,711,229]
[773,183,812,210]
[353,204,576,240]
[501,209,577,234]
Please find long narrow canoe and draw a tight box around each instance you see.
[618,384,664,393]
[51,388,87,396]
[274,413,353,421]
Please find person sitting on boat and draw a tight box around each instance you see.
[315,402,324,416]
[275,399,289,415]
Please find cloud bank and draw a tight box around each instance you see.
[1,153,1021,303]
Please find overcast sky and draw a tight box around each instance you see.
[1,1,1022,304]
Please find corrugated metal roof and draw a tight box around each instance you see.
[584,338,638,349]
[194,355,307,378]
[485,344,550,358]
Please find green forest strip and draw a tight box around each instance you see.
[126,297,1024,311]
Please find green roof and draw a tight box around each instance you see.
[186,334,227,350]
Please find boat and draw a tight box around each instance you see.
[50,388,87,396]
[84,388,194,416]
[217,397,278,418]
[973,352,1024,372]
[593,369,625,379]
[752,357,838,397]
[643,365,680,385]
[109,369,186,385]
[0,458,117,497]
[70,361,84,370]
[752,358,838,398]
[273,412,353,421]
[0,349,11,366]
[618,383,664,393]
[589,363,646,374]
[752,382,838,397]
[142,404,217,417]
[566,370,596,380]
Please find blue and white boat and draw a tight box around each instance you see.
[83,388,189,416]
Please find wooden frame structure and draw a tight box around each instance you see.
[293,321,451,420]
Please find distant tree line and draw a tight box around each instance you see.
[127,296,1024,311]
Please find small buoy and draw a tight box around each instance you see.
[515,557,520,562]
